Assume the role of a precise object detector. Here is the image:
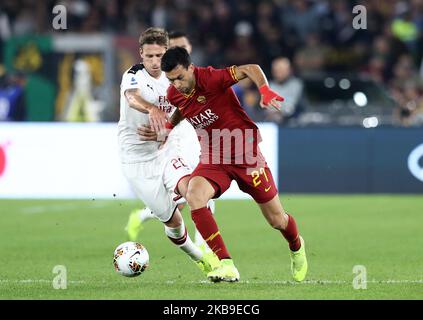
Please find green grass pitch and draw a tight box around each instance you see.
[0,195,422,299]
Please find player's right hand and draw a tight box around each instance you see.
[148,107,168,135]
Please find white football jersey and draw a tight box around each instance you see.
[118,64,175,163]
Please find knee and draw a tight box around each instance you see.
[185,190,208,208]
[165,209,183,228]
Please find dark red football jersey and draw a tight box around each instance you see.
[167,66,263,165]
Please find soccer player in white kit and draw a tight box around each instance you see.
[125,31,215,247]
[117,28,219,277]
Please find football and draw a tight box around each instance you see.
[113,241,149,277]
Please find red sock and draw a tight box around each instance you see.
[191,207,230,260]
[281,214,301,251]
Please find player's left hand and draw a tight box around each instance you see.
[259,85,284,111]
[137,125,158,141]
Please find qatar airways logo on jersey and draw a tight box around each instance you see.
[187,109,219,129]
[158,96,173,113]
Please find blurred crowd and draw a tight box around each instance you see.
[1,0,423,126]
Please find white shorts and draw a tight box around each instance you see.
[122,147,192,222]
[173,120,201,170]
[169,120,200,206]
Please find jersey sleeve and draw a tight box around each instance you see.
[205,66,239,91]
[120,71,142,92]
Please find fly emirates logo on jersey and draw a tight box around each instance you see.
[186,109,219,129]
[158,96,173,114]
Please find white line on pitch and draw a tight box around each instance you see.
[1,279,422,285]
[0,279,86,284]
[193,279,423,285]
[19,201,111,214]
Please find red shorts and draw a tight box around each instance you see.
[190,162,278,204]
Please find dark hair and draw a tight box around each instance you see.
[161,47,191,72]
[138,27,169,48]
[168,30,188,40]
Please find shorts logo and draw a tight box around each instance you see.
[264,186,272,192]
[197,96,206,103]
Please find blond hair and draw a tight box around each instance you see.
[138,27,169,48]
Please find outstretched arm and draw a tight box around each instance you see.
[233,64,284,110]
[124,88,167,133]
[137,108,185,142]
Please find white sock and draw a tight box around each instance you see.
[138,207,155,223]
[164,221,202,261]
[194,228,206,247]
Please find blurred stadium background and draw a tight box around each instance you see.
[0,0,422,300]
[1,0,423,127]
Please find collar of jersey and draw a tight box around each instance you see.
[182,88,196,99]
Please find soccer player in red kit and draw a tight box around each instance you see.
[160,47,308,283]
